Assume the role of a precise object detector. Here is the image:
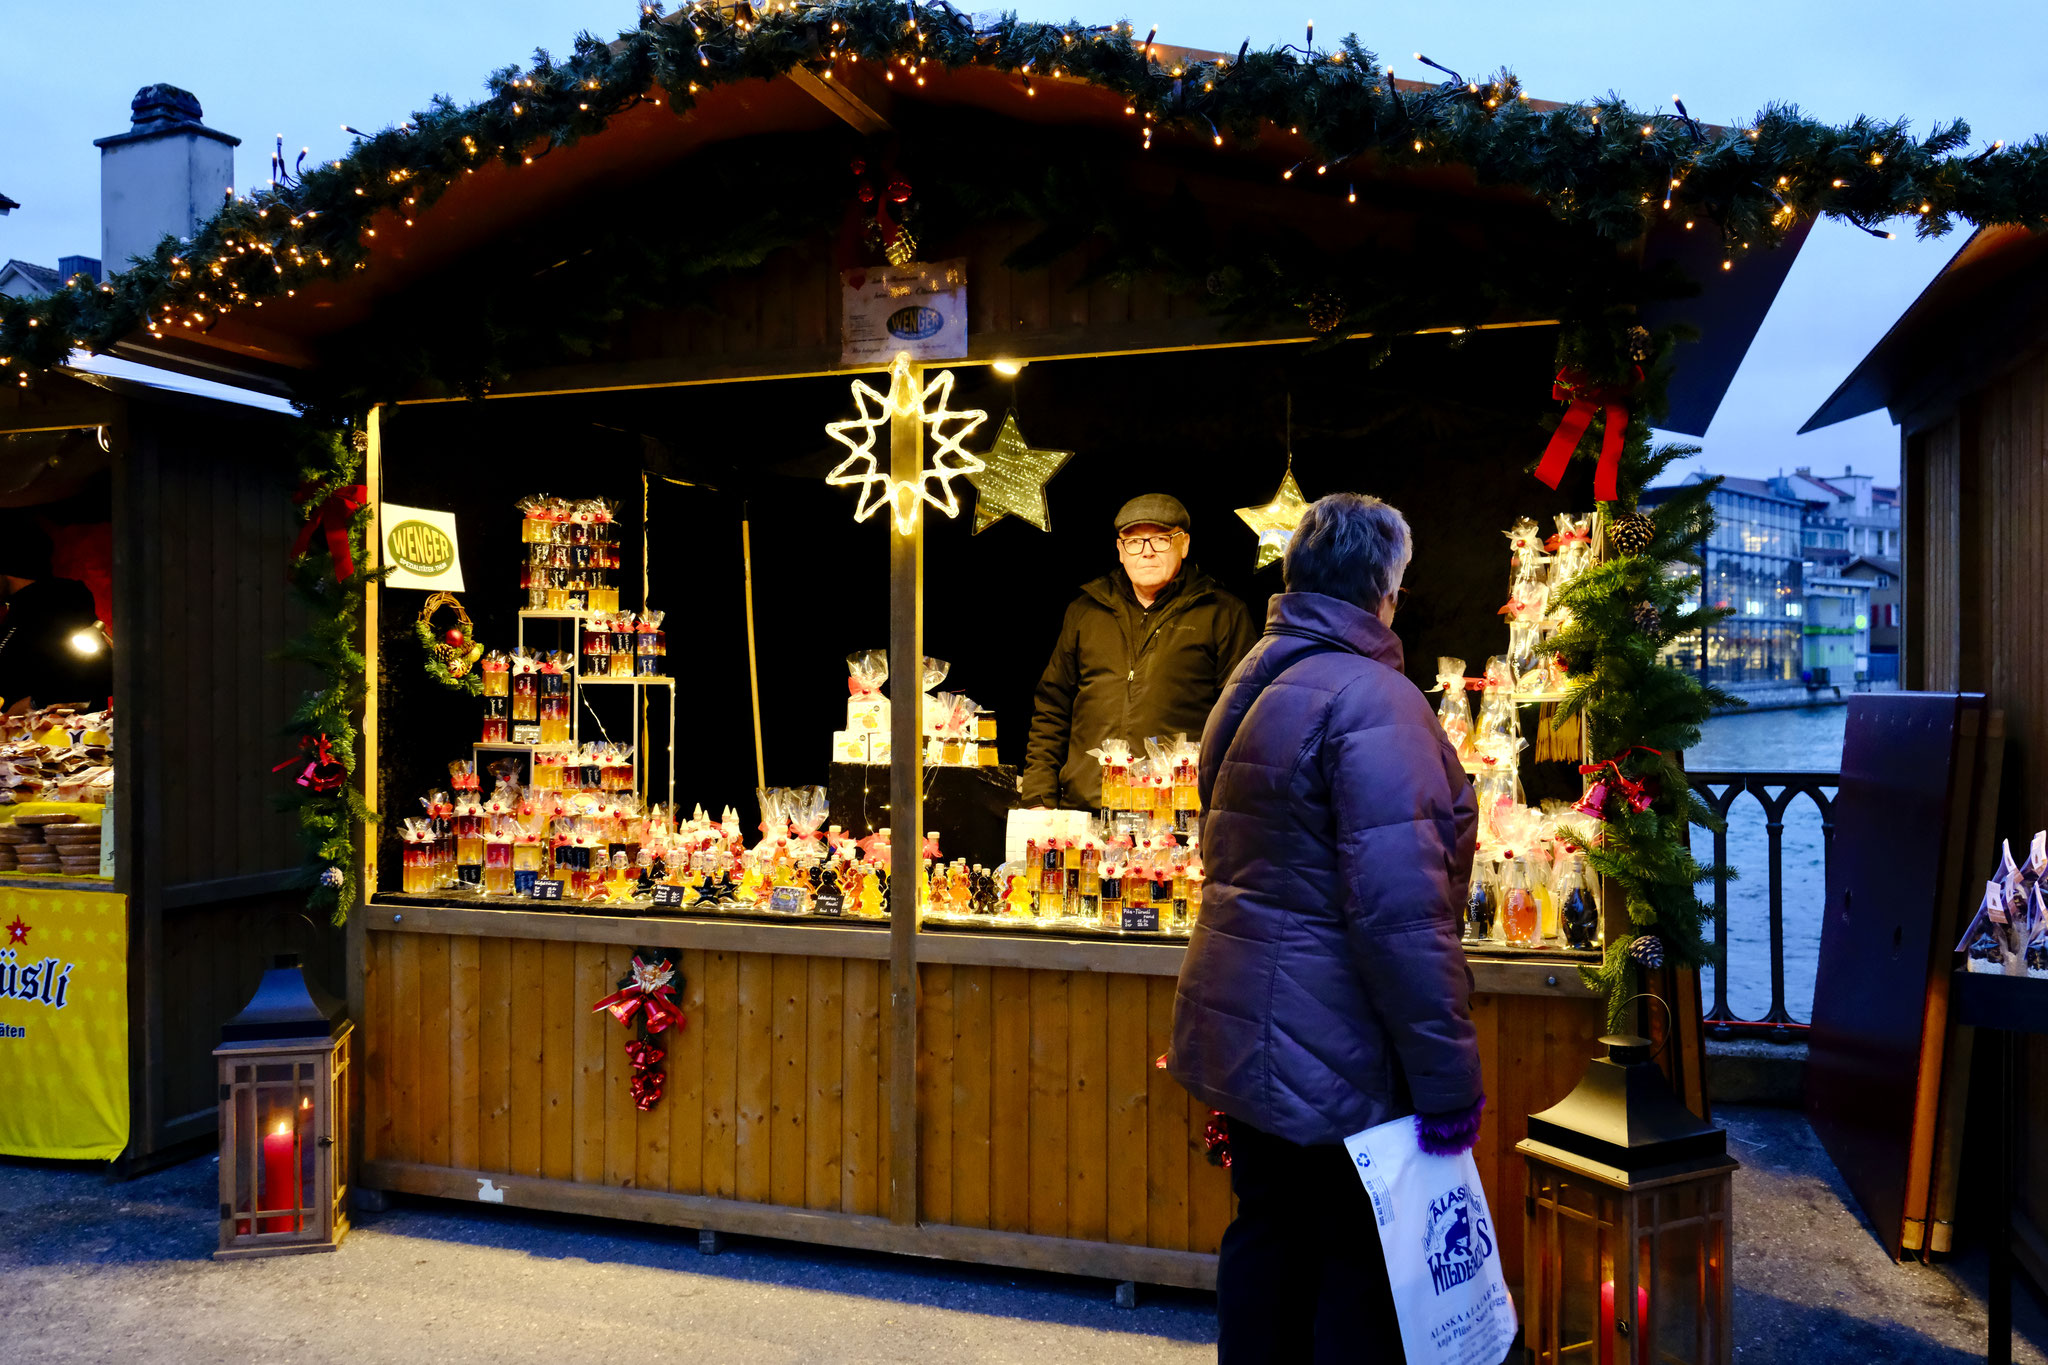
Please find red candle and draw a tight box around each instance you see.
[1598,1279,1651,1365]
[257,1118,301,1234]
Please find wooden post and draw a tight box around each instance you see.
[349,405,384,1191]
[887,362,923,1226]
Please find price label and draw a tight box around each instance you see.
[1121,904,1160,933]
[649,883,686,908]
[767,885,806,914]
[529,878,565,901]
[814,890,845,917]
[511,723,541,745]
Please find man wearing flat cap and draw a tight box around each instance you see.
[1023,494,1255,810]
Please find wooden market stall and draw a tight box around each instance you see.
[0,367,341,1169]
[90,20,1809,1291]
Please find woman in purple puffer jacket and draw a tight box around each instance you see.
[1169,492,1484,1364]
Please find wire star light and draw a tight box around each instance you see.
[967,412,1073,534]
[825,351,988,535]
[1235,394,1313,570]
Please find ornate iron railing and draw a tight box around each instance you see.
[1686,769,1841,1039]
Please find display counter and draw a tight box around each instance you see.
[357,891,1601,1288]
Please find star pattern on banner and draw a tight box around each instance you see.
[825,351,987,534]
[967,412,1073,534]
[1235,468,1312,570]
[5,916,29,945]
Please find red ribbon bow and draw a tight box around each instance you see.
[1497,597,1528,619]
[848,675,881,699]
[288,482,368,584]
[1575,746,1664,817]
[1534,367,1641,503]
[592,955,685,1034]
[1545,528,1592,553]
[272,733,346,793]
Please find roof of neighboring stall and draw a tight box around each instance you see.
[1803,223,2048,431]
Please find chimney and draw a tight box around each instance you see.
[94,84,239,275]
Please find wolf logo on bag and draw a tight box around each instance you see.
[1422,1183,1495,1295]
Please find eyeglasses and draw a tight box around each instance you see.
[1118,532,1185,554]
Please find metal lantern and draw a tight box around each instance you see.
[213,954,352,1259]
[1517,1035,1738,1365]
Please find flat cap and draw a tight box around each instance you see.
[1113,493,1191,534]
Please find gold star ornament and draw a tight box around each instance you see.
[1236,467,1312,570]
[966,413,1073,534]
[825,351,988,535]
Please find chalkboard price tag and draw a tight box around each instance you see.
[767,885,806,914]
[1121,904,1160,933]
[814,890,845,917]
[530,878,565,901]
[649,883,686,908]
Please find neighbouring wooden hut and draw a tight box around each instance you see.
[0,366,342,1169]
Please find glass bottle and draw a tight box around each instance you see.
[1078,841,1102,921]
[1557,854,1601,951]
[1534,851,1560,945]
[1501,855,1540,948]
[1463,856,1497,945]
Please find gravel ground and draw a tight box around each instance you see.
[0,1105,2038,1363]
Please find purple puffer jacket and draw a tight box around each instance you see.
[1168,591,1481,1146]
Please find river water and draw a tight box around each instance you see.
[1688,705,1848,1024]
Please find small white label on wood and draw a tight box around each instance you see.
[476,1177,505,1204]
[841,259,968,366]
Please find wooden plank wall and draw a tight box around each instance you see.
[120,406,325,1158]
[914,965,1231,1256]
[139,410,305,891]
[1919,351,2048,1278]
[364,932,891,1216]
[1910,413,1964,692]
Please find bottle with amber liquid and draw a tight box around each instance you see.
[1501,855,1540,948]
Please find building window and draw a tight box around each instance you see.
[1785,602,1802,618]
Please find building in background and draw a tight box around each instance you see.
[1800,568,1871,684]
[0,256,102,299]
[1644,473,1806,697]
[1838,555,1902,682]
[1773,466,1901,565]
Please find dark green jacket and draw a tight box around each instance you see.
[1021,563,1255,809]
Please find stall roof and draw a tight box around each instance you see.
[1802,224,2048,432]
[120,18,1804,434]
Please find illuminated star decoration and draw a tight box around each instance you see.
[825,351,987,534]
[5,916,28,945]
[966,412,1073,534]
[1235,466,1312,570]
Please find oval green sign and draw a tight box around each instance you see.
[387,520,454,577]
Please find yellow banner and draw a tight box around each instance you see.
[0,885,128,1160]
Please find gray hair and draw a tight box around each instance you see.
[1282,493,1414,612]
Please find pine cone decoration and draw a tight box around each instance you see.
[1303,291,1347,334]
[1630,601,1662,635]
[1605,509,1655,557]
[1626,324,1654,363]
[1628,934,1666,970]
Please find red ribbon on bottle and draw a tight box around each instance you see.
[287,481,367,583]
[1545,527,1592,553]
[1534,367,1641,503]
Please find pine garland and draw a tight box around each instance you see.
[1543,337,1737,1028]
[277,424,387,923]
[2,0,2041,381]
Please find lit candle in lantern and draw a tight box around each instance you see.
[1599,1280,1651,1365]
[257,1108,303,1234]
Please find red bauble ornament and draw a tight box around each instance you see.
[858,184,875,203]
[886,178,912,204]
[444,627,465,647]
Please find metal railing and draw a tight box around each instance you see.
[1686,769,1841,1039]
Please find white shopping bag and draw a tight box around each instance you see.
[1345,1115,1518,1365]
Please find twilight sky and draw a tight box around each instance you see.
[7,1,2042,487]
